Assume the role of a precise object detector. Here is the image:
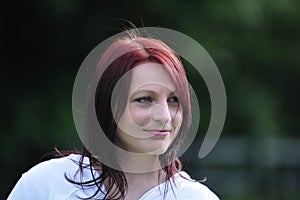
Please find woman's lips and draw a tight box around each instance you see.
[144,130,171,136]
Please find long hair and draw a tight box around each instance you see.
[68,32,192,199]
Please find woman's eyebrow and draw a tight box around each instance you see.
[168,91,177,96]
[131,89,177,97]
[130,90,155,97]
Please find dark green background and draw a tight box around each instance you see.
[1,0,300,199]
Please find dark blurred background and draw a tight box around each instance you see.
[1,0,300,199]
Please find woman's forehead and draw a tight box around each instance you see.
[128,63,176,93]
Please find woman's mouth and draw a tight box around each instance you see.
[143,129,171,136]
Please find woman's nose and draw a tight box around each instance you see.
[149,103,172,123]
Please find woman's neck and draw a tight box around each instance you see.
[123,168,167,200]
[116,149,163,173]
[108,150,168,200]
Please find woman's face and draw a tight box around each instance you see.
[115,63,183,154]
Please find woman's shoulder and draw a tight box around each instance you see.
[20,153,87,181]
[172,171,220,200]
[8,154,98,200]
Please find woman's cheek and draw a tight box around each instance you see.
[173,111,183,130]
[129,105,150,127]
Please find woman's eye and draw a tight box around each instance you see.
[135,96,153,103]
[168,96,179,104]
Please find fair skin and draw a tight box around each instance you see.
[115,63,183,199]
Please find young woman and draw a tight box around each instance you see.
[8,31,219,200]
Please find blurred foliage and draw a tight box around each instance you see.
[1,0,299,199]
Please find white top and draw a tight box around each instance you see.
[8,154,219,200]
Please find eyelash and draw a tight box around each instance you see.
[135,96,153,103]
